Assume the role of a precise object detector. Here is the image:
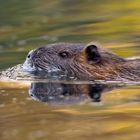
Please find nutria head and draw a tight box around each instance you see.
[22,42,140,81]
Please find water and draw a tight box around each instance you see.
[0,81,140,140]
[0,0,140,140]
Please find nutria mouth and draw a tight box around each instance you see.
[22,42,140,81]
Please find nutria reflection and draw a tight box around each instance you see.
[23,42,140,81]
[29,82,118,104]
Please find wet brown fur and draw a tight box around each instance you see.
[77,46,140,81]
[25,42,140,81]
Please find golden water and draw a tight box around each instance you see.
[0,0,140,139]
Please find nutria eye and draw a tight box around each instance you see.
[59,52,69,58]
[27,54,30,58]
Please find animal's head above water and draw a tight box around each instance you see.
[22,42,140,81]
[23,43,102,73]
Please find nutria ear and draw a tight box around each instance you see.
[85,44,101,64]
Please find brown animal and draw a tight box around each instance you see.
[22,42,140,81]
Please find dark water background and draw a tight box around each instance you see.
[0,0,140,140]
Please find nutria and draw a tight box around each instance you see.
[22,42,140,81]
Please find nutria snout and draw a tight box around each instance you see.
[22,42,140,81]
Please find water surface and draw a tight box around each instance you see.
[0,0,140,140]
[0,81,140,140]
